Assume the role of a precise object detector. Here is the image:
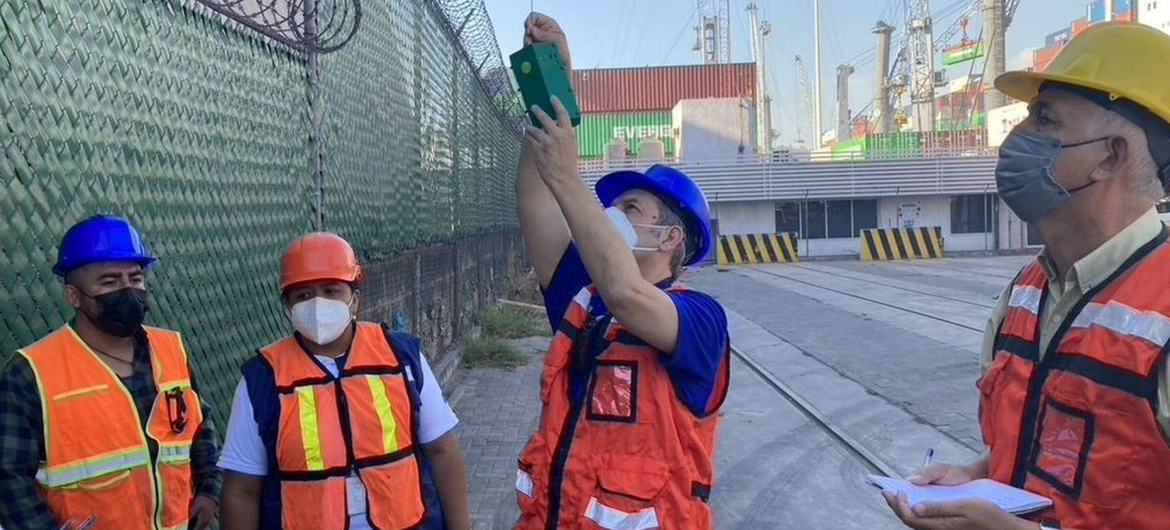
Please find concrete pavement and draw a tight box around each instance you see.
[449,255,1034,529]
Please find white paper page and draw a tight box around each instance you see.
[867,475,1053,515]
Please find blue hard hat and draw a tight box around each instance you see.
[53,215,157,277]
[595,164,713,266]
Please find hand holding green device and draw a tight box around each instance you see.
[510,16,581,128]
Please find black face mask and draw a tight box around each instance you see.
[79,288,150,338]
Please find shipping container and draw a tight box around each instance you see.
[576,112,675,159]
[862,132,922,158]
[1034,44,1064,71]
[572,63,757,113]
[1071,17,1090,36]
[921,130,987,152]
[1089,0,1106,22]
[831,138,865,161]
[1045,28,1072,47]
[942,43,985,66]
[851,117,872,139]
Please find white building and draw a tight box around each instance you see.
[582,151,1042,259]
[671,98,757,160]
[1139,0,1170,34]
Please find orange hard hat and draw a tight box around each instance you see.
[280,232,362,291]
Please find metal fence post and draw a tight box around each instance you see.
[306,0,325,230]
[451,242,461,341]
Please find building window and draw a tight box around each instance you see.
[775,202,802,235]
[854,200,878,235]
[776,199,877,239]
[827,200,852,238]
[950,194,995,234]
[805,201,827,239]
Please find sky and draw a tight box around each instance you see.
[484,0,1088,146]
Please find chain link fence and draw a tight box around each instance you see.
[0,0,524,425]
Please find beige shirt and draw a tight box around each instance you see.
[980,208,1170,438]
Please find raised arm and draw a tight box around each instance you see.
[516,13,574,288]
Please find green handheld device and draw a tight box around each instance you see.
[510,43,581,128]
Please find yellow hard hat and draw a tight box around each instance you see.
[996,22,1170,126]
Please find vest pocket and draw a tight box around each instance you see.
[360,454,426,529]
[583,465,668,529]
[158,460,194,528]
[978,356,1010,448]
[75,469,132,491]
[586,361,638,423]
[281,476,348,530]
[1028,388,1135,511]
[44,468,155,530]
[515,459,545,517]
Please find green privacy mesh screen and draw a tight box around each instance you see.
[0,0,523,424]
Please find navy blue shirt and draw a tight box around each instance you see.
[542,244,730,416]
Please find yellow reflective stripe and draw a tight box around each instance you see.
[366,375,400,454]
[37,446,151,487]
[158,381,191,392]
[158,443,192,464]
[51,384,110,402]
[297,386,325,471]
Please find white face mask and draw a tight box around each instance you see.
[604,206,671,252]
[290,297,354,345]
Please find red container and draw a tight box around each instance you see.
[571,63,757,113]
[1071,17,1090,36]
[852,117,871,139]
[1034,45,1064,71]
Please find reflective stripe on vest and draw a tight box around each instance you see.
[35,447,152,487]
[260,322,426,530]
[1008,284,1043,315]
[1070,301,1170,346]
[158,444,191,464]
[18,325,200,530]
[365,374,402,454]
[983,230,1170,530]
[515,284,728,530]
[583,497,660,530]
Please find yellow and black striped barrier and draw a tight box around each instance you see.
[717,233,799,265]
[860,227,944,261]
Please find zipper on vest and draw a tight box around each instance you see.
[333,375,360,513]
[1009,229,1169,486]
[544,387,587,530]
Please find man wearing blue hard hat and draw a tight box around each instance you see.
[0,215,221,530]
[511,14,730,530]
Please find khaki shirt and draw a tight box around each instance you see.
[980,208,1170,439]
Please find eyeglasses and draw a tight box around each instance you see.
[165,388,188,434]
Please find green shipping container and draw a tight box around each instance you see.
[831,138,865,161]
[577,112,676,159]
[862,132,922,158]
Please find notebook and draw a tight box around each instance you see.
[867,475,1053,515]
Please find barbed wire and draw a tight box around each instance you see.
[190,0,362,53]
[433,0,526,125]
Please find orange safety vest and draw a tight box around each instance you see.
[981,231,1170,530]
[18,325,202,530]
[260,321,427,530]
[515,285,729,530]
